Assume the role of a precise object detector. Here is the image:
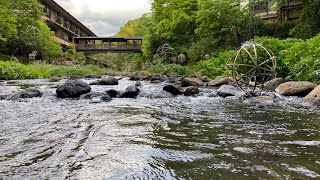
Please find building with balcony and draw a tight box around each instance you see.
[38,0,96,47]
[240,0,305,22]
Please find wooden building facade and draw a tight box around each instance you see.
[37,0,96,47]
[240,0,305,22]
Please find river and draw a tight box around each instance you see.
[0,77,319,179]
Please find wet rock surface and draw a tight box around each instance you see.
[48,76,61,82]
[184,87,200,96]
[208,77,229,87]
[99,77,119,85]
[181,77,204,87]
[163,85,183,96]
[217,85,247,97]
[276,81,317,96]
[56,80,91,98]
[9,88,43,100]
[106,89,121,98]
[122,85,140,98]
[304,85,320,104]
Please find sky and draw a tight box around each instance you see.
[55,0,152,36]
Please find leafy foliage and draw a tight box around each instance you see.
[0,60,49,80]
[279,34,320,83]
[0,0,62,59]
[196,0,247,50]
[148,63,193,75]
[195,50,236,78]
[254,36,303,77]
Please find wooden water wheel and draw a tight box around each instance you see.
[226,42,276,93]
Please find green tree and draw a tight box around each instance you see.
[196,0,247,51]
[0,0,17,42]
[151,0,198,52]
[34,20,62,59]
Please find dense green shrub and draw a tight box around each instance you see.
[0,60,49,80]
[195,50,236,78]
[279,34,320,83]
[255,36,303,78]
[148,64,193,75]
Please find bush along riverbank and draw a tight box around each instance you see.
[0,60,113,80]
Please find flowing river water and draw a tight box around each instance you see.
[0,77,320,179]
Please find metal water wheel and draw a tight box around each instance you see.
[154,44,177,64]
[226,42,276,93]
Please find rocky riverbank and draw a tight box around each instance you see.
[0,72,319,109]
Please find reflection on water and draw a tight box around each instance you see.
[0,78,319,179]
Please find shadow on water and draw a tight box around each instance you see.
[0,78,319,179]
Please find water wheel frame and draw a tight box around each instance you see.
[154,44,177,64]
[226,42,276,93]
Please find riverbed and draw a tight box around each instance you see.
[0,77,319,179]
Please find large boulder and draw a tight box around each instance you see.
[163,85,183,95]
[181,77,204,87]
[184,87,200,96]
[304,85,320,104]
[217,85,246,97]
[208,77,229,87]
[99,77,119,85]
[122,86,140,98]
[9,88,42,100]
[56,80,91,98]
[275,81,317,96]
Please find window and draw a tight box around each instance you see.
[254,0,268,12]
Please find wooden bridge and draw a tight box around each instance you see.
[74,37,142,54]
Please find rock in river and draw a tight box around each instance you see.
[304,85,320,104]
[243,96,274,105]
[184,87,200,96]
[181,77,204,87]
[56,80,91,98]
[106,89,121,98]
[99,77,119,85]
[163,85,183,96]
[9,88,43,100]
[275,81,317,96]
[80,92,106,99]
[217,85,246,97]
[208,77,229,87]
[48,76,61,82]
[122,85,140,98]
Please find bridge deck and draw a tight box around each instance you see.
[74,37,142,54]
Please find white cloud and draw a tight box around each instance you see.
[55,0,152,36]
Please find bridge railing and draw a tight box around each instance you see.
[74,37,143,53]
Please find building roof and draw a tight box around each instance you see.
[42,0,96,37]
